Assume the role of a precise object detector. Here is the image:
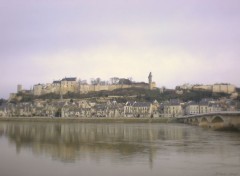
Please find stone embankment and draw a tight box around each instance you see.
[0,117,169,123]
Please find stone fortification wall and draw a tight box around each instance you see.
[192,85,212,91]
[192,84,236,94]
[33,84,62,96]
[33,84,43,96]
[33,84,149,96]
[60,82,78,94]
[79,84,136,94]
[14,73,157,98]
[212,84,236,94]
[108,84,131,91]
[34,82,152,96]
[32,73,155,96]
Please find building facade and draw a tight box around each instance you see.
[32,73,157,97]
[192,84,236,94]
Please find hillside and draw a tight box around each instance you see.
[10,87,231,103]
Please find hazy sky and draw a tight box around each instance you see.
[1,0,240,98]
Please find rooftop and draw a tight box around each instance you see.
[62,77,77,82]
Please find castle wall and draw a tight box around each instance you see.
[32,74,156,96]
[212,84,236,94]
[9,93,17,100]
[35,82,152,95]
[93,85,109,91]
[151,82,157,89]
[33,85,43,96]
[192,85,212,91]
[61,84,78,94]
[132,84,149,89]
[108,84,132,90]
[79,84,133,94]
[79,85,92,94]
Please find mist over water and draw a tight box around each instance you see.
[0,122,239,176]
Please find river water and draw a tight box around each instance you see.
[0,122,239,176]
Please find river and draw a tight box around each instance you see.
[0,122,239,176]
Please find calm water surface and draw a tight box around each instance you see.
[0,122,239,176]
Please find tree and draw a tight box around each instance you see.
[110,77,119,84]
[0,99,7,106]
[55,108,62,117]
[118,78,132,85]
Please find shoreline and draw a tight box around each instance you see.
[0,117,171,123]
[0,117,239,131]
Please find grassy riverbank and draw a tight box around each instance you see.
[0,117,170,123]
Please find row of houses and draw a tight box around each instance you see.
[164,98,237,117]
[0,98,238,118]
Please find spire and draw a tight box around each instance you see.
[148,72,153,90]
[148,72,152,79]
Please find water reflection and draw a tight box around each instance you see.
[0,122,240,166]
[0,123,185,161]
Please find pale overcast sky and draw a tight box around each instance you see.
[1,0,240,98]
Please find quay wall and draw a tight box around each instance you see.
[0,117,169,123]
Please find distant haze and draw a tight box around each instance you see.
[1,0,240,98]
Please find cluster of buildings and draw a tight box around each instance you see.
[176,83,237,94]
[163,98,237,117]
[0,98,238,118]
[9,73,156,100]
[0,100,154,118]
[4,72,239,118]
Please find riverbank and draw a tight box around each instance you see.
[0,117,170,123]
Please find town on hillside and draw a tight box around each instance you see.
[0,97,239,118]
[9,72,156,98]
[0,72,239,118]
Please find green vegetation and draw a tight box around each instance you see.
[136,89,229,102]
[38,93,60,100]
[0,98,7,105]
[19,94,35,102]
[13,87,231,103]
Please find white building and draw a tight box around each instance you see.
[164,100,183,118]
[185,101,199,115]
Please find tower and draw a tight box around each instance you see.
[17,84,22,93]
[148,72,153,90]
